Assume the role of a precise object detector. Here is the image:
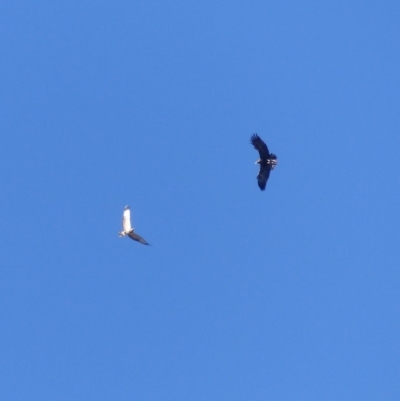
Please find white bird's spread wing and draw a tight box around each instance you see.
[122,208,132,232]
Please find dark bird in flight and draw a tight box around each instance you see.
[250,133,278,190]
[119,206,150,245]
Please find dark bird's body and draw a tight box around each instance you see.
[250,134,278,190]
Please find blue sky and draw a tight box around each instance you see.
[1,1,399,400]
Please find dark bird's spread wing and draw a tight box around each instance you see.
[250,133,270,159]
[257,164,271,191]
[128,230,150,245]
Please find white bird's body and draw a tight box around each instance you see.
[121,207,132,233]
[119,206,150,245]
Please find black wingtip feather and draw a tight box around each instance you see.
[250,133,259,143]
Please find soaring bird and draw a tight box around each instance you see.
[250,133,278,190]
[118,206,150,245]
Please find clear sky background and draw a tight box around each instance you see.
[1,1,399,400]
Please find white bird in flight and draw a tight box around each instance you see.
[119,206,150,245]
